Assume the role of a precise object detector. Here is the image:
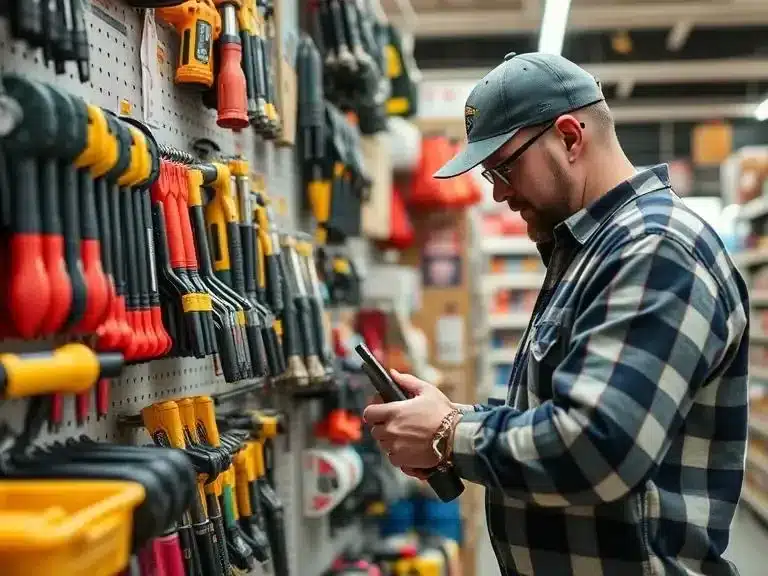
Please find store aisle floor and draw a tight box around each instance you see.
[476,504,768,575]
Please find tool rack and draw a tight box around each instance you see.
[0,1,360,574]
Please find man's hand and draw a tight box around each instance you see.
[363,370,455,470]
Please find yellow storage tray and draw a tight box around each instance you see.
[0,480,145,576]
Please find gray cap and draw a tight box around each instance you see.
[434,52,605,179]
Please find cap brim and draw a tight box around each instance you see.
[433,129,520,179]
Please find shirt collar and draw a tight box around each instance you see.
[536,164,672,264]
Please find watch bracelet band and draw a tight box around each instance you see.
[433,407,461,470]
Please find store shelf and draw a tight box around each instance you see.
[487,349,518,364]
[742,484,768,525]
[748,449,768,478]
[482,273,545,293]
[488,313,531,329]
[750,418,768,440]
[739,197,768,221]
[751,365,768,383]
[734,248,768,268]
[753,291,768,306]
[481,236,539,256]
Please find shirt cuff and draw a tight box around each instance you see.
[450,409,489,485]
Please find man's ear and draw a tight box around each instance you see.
[554,115,584,160]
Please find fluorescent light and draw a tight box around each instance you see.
[756,97,768,121]
[538,0,573,55]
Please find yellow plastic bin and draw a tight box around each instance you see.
[0,480,145,576]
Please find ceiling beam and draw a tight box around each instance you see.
[420,58,768,84]
[390,2,768,37]
[666,21,694,52]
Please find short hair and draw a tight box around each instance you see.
[580,100,615,136]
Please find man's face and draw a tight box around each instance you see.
[481,120,582,243]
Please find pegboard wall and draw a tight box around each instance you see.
[0,1,359,574]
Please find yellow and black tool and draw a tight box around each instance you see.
[256,0,280,136]
[229,159,285,379]
[254,191,308,384]
[177,396,233,576]
[142,401,222,576]
[0,343,122,399]
[281,233,326,381]
[157,1,222,90]
[193,396,261,572]
[236,0,268,127]
[203,161,269,378]
[296,234,335,376]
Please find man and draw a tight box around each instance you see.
[363,52,749,576]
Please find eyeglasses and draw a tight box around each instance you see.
[480,122,555,186]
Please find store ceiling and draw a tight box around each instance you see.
[382,0,768,119]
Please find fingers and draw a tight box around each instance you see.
[401,467,430,481]
[391,370,429,396]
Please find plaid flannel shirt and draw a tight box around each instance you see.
[452,165,749,576]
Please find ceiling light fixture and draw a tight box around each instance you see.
[538,0,573,55]
[755,97,768,121]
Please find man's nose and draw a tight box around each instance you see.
[493,179,511,203]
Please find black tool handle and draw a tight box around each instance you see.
[295,297,318,357]
[240,29,257,115]
[205,494,232,576]
[121,186,139,312]
[192,519,221,576]
[132,188,150,311]
[109,183,125,298]
[355,343,466,503]
[240,224,258,301]
[258,481,288,576]
[61,162,86,326]
[94,179,114,279]
[227,222,247,297]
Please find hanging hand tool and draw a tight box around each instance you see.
[169,158,217,359]
[187,164,247,382]
[253,192,308,384]
[230,158,282,378]
[204,161,269,379]
[193,396,257,573]
[156,0,221,90]
[0,343,123,399]
[69,0,90,82]
[56,90,89,332]
[1,75,55,338]
[142,401,224,576]
[235,0,259,124]
[178,397,234,576]
[297,233,335,377]
[71,102,111,335]
[282,233,326,382]
[118,124,154,362]
[152,157,207,359]
[35,83,78,336]
[220,409,289,576]
[212,0,249,129]
[258,0,280,136]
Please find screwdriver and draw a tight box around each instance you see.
[205,161,267,378]
[179,396,233,576]
[1,75,55,338]
[194,396,255,573]
[257,0,280,136]
[236,0,264,126]
[212,0,249,129]
[143,401,222,576]
[282,233,325,381]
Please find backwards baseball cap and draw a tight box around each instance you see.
[434,52,605,179]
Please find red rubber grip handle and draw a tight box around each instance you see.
[75,389,90,425]
[9,234,50,338]
[96,378,109,419]
[156,164,186,270]
[152,305,173,356]
[176,166,200,270]
[217,41,249,130]
[40,235,72,335]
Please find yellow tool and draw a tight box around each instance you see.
[157,1,222,89]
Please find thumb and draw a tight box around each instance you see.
[391,369,429,396]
